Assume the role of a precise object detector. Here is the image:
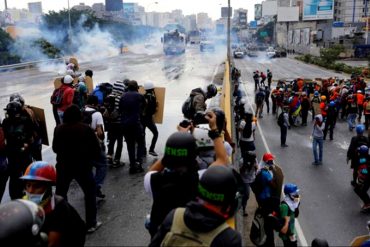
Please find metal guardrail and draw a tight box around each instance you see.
[0,57,65,70]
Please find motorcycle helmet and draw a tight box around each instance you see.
[193,124,213,149]
[329,101,335,107]
[198,166,239,215]
[284,183,299,195]
[358,145,369,155]
[162,132,197,170]
[20,161,57,184]
[321,95,326,101]
[0,199,45,246]
[5,101,23,118]
[206,84,218,98]
[314,91,319,97]
[9,93,25,107]
[356,124,366,135]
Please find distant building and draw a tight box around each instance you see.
[334,0,370,23]
[28,2,42,14]
[105,0,123,12]
[183,14,197,31]
[197,12,213,30]
[72,3,92,11]
[233,8,248,29]
[255,4,262,20]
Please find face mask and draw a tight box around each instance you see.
[26,192,45,205]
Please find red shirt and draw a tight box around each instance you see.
[57,84,75,112]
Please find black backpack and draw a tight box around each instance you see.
[145,91,157,116]
[182,95,195,119]
[250,208,267,246]
[277,112,285,126]
[82,109,97,127]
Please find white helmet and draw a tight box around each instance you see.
[193,124,213,148]
[144,82,154,90]
[63,75,74,84]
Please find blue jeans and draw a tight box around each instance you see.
[93,144,107,188]
[312,137,323,163]
[347,113,357,130]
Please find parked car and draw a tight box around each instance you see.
[233,49,245,58]
[266,47,276,58]
[275,48,287,57]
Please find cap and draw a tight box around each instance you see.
[63,75,74,85]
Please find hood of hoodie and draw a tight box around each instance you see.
[183,201,226,232]
[190,88,206,98]
[315,114,323,122]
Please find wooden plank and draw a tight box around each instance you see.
[153,87,165,124]
[28,106,49,146]
[272,164,284,199]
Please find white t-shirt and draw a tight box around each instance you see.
[85,107,104,130]
[239,120,256,142]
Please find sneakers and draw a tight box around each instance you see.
[312,161,319,166]
[107,155,113,164]
[87,221,102,233]
[361,204,370,213]
[111,160,125,168]
[281,144,288,148]
[129,164,144,174]
[149,150,158,156]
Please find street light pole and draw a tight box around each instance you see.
[67,0,72,53]
[227,0,231,62]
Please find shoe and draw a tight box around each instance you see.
[312,162,319,166]
[281,144,288,148]
[129,164,144,174]
[318,161,323,165]
[149,150,158,156]
[96,188,106,199]
[361,204,370,213]
[87,221,102,233]
[259,115,263,118]
[111,160,125,168]
[107,155,113,164]
[351,180,356,187]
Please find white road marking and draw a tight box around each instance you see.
[241,81,309,247]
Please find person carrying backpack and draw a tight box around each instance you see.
[20,161,86,246]
[83,95,107,199]
[264,86,271,114]
[255,88,265,118]
[323,101,338,141]
[267,69,273,89]
[278,106,290,148]
[363,97,370,130]
[278,184,301,247]
[142,82,159,157]
[73,75,88,111]
[352,145,370,212]
[347,124,370,187]
[312,114,325,166]
[149,166,242,247]
[53,75,75,124]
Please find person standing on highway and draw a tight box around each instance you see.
[352,145,370,212]
[20,161,86,246]
[119,80,146,174]
[312,114,325,165]
[364,96,370,131]
[56,75,75,124]
[346,94,358,131]
[255,88,265,118]
[260,71,267,87]
[279,106,290,148]
[271,86,279,115]
[52,104,102,233]
[357,90,365,122]
[267,69,273,89]
[323,101,338,141]
[347,124,369,187]
[253,71,260,91]
[300,92,310,126]
[311,91,321,121]
[142,82,159,157]
[149,166,242,247]
[264,86,271,114]
[2,101,35,199]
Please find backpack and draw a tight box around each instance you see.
[242,121,252,139]
[92,83,113,106]
[357,163,369,187]
[277,112,285,126]
[182,95,195,119]
[250,208,267,246]
[50,87,64,107]
[256,93,265,104]
[145,92,157,116]
[161,208,229,247]
[82,109,97,127]
[250,168,267,196]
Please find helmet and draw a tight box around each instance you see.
[356,124,366,135]
[279,88,284,92]
[262,152,275,163]
[9,93,25,106]
[358,145,369,155]
[321,95,326,101]
[66,69,74,76]
[210,107,226,132]
[63,75,74,85]
[20,161,57,184]
[284,183,299,195]
[0,199,45,246]
[198,166,238,212]
[193,124,213,149]
[358,90,362,94]
[162,132,197,169]
[311,238,329,247]
[144,82,154,90]
[78,75,85,82]
[5,101,23,118]
[206,84,217,98]
[314,91,319,97]
[329,101,335,107]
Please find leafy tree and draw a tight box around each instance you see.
[33,38,61,58]
[0,28,20,65]
[320,44,345,64]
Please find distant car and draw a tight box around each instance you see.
[233,50,244,59]
[275,48,287,57]
[266,47,276,58]
[200,41,215,52]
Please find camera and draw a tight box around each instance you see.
[179,119,192,128]
[193,111,208,126]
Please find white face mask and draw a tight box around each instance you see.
[294,197,300,204]
[26,191,45,205]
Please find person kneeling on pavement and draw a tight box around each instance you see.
[149,165,242,247]
[144,110,230,239]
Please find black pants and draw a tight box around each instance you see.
[268,78,272,88]
[7,152,32,199]
[272,100,277,114]
[365,114,370,130]
[283,239,298,247]
[301,109,308,125]
[142,116,158,152]
[354,179,370,205]
[0,156,8,202]
[107,123,124,161]
[265,99,270,113]
[359,105,364,121]
[52,104,61,126]
[323,121,335,140]
[280,125,287,145]
[122,124,145,166]
[56,164,97,228]
[254,79,259,90]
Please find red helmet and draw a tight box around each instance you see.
[262,153,275,162]
[20,161,56,184]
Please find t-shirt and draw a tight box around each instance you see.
[239,120,256,142]
[279,203,296,241]
[85,107,104,130]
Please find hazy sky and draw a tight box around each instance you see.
[0,0,263,21]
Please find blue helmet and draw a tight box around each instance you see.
[356,124,366,135]
[314,91,319,97]
[284,183,299,195]
[358,145,369,155]
[329,101,335,107]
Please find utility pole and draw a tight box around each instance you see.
[227,0,231,63]
[4,0,7,10]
